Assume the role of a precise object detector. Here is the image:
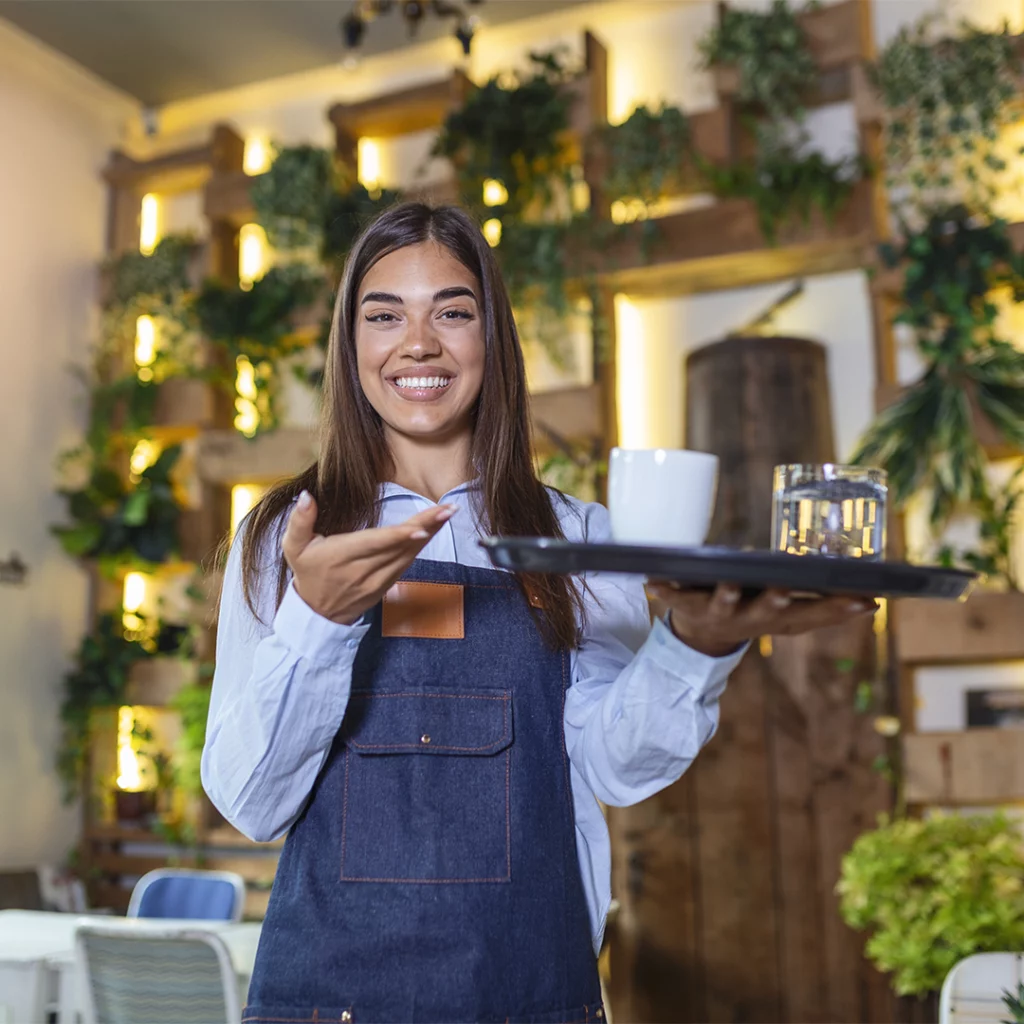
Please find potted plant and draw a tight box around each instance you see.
[838,812,1024,998]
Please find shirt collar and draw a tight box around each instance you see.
[380,479,481,503]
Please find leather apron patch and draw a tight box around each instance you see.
[382,581,465,639]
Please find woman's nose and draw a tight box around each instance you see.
[400,317,442,358]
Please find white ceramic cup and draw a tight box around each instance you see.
[607,447,719,547]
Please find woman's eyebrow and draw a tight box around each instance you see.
[433,286,478,303]
[361,291,403,305]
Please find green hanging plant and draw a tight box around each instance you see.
[434,49,578,217]
[105,235,198,309]
[57,613,153,802]
[250,145,337,251]
[52,444,186,572]
[1003,983,1024,1024]
[698,0,818,122]
[837,813,1024,997]
[321,182,403,265]
[853,208,1024,549]
[590,104,692,208]
[874,17,1023,215]
[195,264,325,363]
[704,131,864,243]
[169,680,212,798]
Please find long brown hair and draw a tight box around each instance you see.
[240,202,584,650]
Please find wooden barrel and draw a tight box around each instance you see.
[685,336,836,550]
[605,334,896,1024]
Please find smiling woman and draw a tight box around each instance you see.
[200,202,873,1024]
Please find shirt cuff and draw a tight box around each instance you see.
[643,614,749,699]
[272,581,370,667]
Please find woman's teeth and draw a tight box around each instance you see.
[394,377,451,389]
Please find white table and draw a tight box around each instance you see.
[0,910,262,1023]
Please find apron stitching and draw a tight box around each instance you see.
[506,744,512,877]
[339,747,350,880]
[337,875,510,883]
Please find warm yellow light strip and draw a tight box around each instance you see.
[234,355,261,437]
[231,484,268,537]
[243,136,272,176]
[482,218,502,247]
[358,138,381,191]
[238,223,267,290]
[134,315,157,380]
[139,193,160,256]
[615,294,646,449]
[116,706,144,792]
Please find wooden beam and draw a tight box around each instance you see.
[196,428,319,486]
[530,384,603,448]
[896,591,1024,664]
[904,728,1024,804]
[203,169,256,226]
[125,658,198,706]
[594,181,874,297]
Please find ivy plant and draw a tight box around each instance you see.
[250,144,337,251]
[52,445,185,572]
[837,813,1024,997]
[105,235,197,309]
[591,104,691,209]
[874,17,1024,216]
[698,0,818,122]
[434,49,578,218]
[169,680,213,798]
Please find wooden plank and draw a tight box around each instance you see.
[203,170,255,226]
[593,181,874,298]
[896,591,1024,664]
[91,851,279,886]
[126,658,197,706]
[244,888,271,920]
[195,428,318,485]
[802,0,870,70]
[328,70,471,149]
[904,729,1024,804]
[530,384,603,447]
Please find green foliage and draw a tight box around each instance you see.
[106,235,197,308]
[874,18,1023,214]
[592,104,691,208]
[434,50,578,217]
[57,613,153,801]
[853,209,1024,583]
[1002,982,1024,1024]
[52,445,184,571]
[699,0,818,121]
[169,682,212,798]
[250,145,337,250]
[538,448,605,504]
[321,182,403,265]
[837,813,1024,997]
[705,134,863,244]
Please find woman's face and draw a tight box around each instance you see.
[354,240,486,446]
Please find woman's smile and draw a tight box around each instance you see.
[385,363,457,402]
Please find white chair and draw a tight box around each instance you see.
[127,868,245,922]
[939,952,1024,1024]
[75,923,241,1024]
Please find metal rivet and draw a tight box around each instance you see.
[596,1010,604,1020]
[341,1012,353,1023]
[420,734,431,744]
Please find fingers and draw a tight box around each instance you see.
[770,595,876,635]
[353,504,457,557]
[282,490,320,566]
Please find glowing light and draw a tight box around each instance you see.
[482,179,508,207]
[358,138,381,191]
[234,355,261,437]
[129,440,160,482]
[482,218,502,247]
[571,178,591,213]
[116,706,145,792]
[615,294,646,448]
[122,571,147,633]
[759,636,773,658]
[135,315,157,369]
[611,199,648,225]
[139,194,160,256]
[238,223,267,291]
[243,136,272,176]
[231,484,268,537]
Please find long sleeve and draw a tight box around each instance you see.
[562,501,747,808]
[201,520,370,842]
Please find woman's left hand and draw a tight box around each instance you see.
[645,581,878,659]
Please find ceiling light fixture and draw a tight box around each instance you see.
[340,0,484,58]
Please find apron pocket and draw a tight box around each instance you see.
[340,689,513,883]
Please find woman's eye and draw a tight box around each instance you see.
[440,309,473,321]
[366,311,397,323]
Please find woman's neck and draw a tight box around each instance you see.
[386,429,475,504]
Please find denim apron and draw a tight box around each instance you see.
[243,558,604,1024]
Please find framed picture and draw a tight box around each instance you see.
[966,687,1024,729]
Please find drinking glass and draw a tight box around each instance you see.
[771,464,887,560]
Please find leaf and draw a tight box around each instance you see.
[52,523,103,557]
[121,489,150,527]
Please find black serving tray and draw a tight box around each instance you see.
[480,537,975,600]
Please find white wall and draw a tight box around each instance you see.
[0,19,136,868]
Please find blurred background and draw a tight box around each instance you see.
[4,1,1024,1021]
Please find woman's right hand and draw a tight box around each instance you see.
[281,490,456,625]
